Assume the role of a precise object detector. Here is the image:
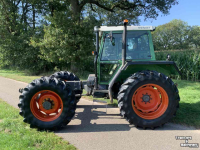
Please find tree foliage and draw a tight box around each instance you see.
[152,19,190,50]
[0,0,179,73]
[188,26,200,48]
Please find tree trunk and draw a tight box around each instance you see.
[24,2,28,31]
[70,62,78,73]
[50,3,54,17]
[32,4,35,29]
[69,0,81,72]
[21,1,24,24]
[70,0,81,22]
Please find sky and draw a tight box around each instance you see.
[139,0,200,27]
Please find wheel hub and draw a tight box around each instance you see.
[42,100,52,110]
[142,94,151,103]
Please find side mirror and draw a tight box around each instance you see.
[166,54,171,61]
[110,31,113,42]
[111,37,115,46]
[109,31,115,46]
[103,32,115,46]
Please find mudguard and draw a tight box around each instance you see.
[115,61,181,83]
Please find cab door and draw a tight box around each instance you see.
[98,33,122,85]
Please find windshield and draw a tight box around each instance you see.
[101,31,151,61]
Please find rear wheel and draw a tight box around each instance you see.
[50,71,82,103]
[18,77,76,130]
[117,70,180,129]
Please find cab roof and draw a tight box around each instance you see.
[94,26,156,32]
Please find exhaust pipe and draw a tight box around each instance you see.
[108,19,128,103]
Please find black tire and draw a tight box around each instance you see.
[117,70,180,129]
[50,71,82,103]
[18,77,76,130]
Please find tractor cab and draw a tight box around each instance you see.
[94,25,157,86]
[99,26,155,61]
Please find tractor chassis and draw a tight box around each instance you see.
[65,79,109,99]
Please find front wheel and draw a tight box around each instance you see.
[50,71,82,103]
[18,77,76,130]
[117,71,180,129]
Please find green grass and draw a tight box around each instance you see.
[0,99,76,150]
[170,80,200,128]
[0,69,42,83]
[0,69,89,82]
[0,69,200,128]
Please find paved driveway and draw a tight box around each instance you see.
[0,76,199,150]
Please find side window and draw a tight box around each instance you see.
[101,33,122,61]
[138,34,149,51]
[127,38,137,51]
[126,31,151,59]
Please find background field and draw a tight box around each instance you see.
[155,49,200,81]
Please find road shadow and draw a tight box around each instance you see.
[56,104,132,133]
[55,101,199,134]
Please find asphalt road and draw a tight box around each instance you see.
[0,76,199,150]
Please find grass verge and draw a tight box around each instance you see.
[170,80,200,128]
[0,99,76,150]
[0,69,89,82]
[0,69,200,128]
[0,69,42,83]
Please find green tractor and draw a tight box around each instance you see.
[18,20,180,130]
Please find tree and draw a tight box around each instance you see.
[152,19,189,50]
[0,0,51,73]
[0,0,179,73]
[69,0,178,21]
[85,4,140,26]
[188,26,200,48]
[33,0,178,71]
[169,19,189,49]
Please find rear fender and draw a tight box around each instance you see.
[115,61,181,82]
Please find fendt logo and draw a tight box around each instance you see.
[175,136,199,148]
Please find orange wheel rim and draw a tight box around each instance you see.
[30,90,63,122]
[132,84,169,120]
